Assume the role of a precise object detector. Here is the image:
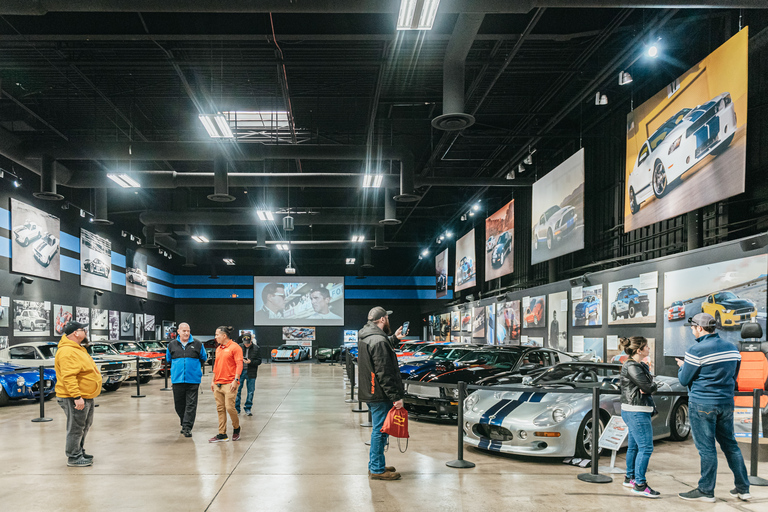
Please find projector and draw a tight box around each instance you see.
[285,266,296,275]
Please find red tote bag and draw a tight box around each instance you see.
[381,406,409,453]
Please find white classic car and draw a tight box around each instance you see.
[16,310,48,331]
[628,92,737,214]
[126,267,147,286]
[533,205,577,250]
[13,220,43,247]
[33,232,59,267]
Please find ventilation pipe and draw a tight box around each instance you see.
[254,223,268,250]
[91,188,113,225]
[431,13,485,131]
[361,247,374,269]
[380,190,401,225]
[208,154,235,202]
[142,225,159,248]
[373,226,388,250]
[33,155,63,200]
[210,264,219,279]
[183,248,197,267]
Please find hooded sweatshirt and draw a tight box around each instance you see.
[54,334,103,399]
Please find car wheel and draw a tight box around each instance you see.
[611,308,617,322]
[103,382,122,392]
[533,314,539,327]
[44,391,55,401]
[668,401,690,441]
[138,376,152,384]
[629,187,640,214]
[710,132,734,156]
[534,236,538,250]
[575,413,605,459]
[629,303,637,318]
[18,321,24,331]
[715,312,722,329]
[0,387,9,406]
[652,160,668,198]
[547,229,553,250]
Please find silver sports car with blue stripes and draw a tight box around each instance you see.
[462,362,690,458]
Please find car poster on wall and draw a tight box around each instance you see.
[282,327,315,347]
[12,300,50,337]
[522,295,546,328]
[607,277,656,325]
[91,308,108,331]
[572,336,604,362]
[531,149,585,265]
[109,311,119,340]
[134,314,144,340]
[485,200,514,281]
[120,312,134,339]
[430,315,439,341]
[81,228,112,291]
[0,336,8,350]
[624,30,748,232]
[522,336,544,347]
[572,284,603,326]
[454,229,476,292]
[485,305,495,345]
[76,307,90,336]
[451,311,460,332]
[547,291,568,351]
[53,305,73,335]
[663,254,766,356]
[460,309,471,331]
[441,313,451,342]
[608,338,656,374]
[0,296,9,328]
[496,300,521,344]
[435,248,449,299]
[472,306,485,338]
[144,314,155,332]
[125,248,148,298]
[10,198,61,281]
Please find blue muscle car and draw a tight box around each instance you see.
[0,362,57,406]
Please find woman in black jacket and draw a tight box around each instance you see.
[619,336,659,499]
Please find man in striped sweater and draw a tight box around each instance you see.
[676,313,750,503]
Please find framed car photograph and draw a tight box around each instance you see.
[485,200,514,281]
[13,300,51,338]
[571,284,603,327]
[435,248,449,299]
[607,277,657,326]
[10,198,61,281]
[81,228,112,291]
[53,304,73,336]
[496,301,521,344]
[454,229,476,292]
[522,295,546,329]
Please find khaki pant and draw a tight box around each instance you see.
[213,383,240,434]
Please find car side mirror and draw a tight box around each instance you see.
[522,376,533,386]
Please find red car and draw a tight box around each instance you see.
[110,341,164,383]
[667,301,685,321]
[524,298,545,327]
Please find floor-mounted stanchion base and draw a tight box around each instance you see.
[577,473,612,483]
[360,420,372,427]
[161,388,171,391]
[351,407,367,413]
[749,475,768,486]
[598,466,625,474]
[344,399,355,403]
[446,459,475,469]
[131,394,146,398]
[31,417,52,423]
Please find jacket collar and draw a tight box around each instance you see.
[695,332,719,343]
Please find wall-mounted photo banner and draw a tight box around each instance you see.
[253,277,344,326]
[344,330,358,344]
[454,229,476,292]
[0,296,11,328]
[624,29,748,231]
[109,311,119,340]
[460,310,471,332]
[485,200,514,281]
[531,149,585,265]
[548,291,568,351]
[663,254,766,357]
[53,305,72,336]
[13,300,50,337]
[76,307,90,336]
[144,315,155,332]
[496,301,521,344]
[91,308,108,330]
[10,198,61,281]
[441,313,451,342]
[608,337,656,374]
[125,248,148,298]
[451,311,460,331]
[572,284,603,327]
[522,295,546,328]
[435,248,449,299]
[282,327,316,342]
[134,314,144,340]
[120,312,134,338]
[81,228,112,291]
[522,336,544,347]
[0,337,8,350]
[607,277,657,325]
[485,305,495,345]
[472,306,485,338]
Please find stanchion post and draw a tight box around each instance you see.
[31,365,53,423]
[577,386,611,483]
[161,358,171,391]
[446,381,475,468]
[345,351,356,403]
[131,356,145,398]
[361,405,373,427]
[352,397,367,413]
[748,388,768,486]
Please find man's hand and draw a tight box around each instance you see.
[230,380,239,392]
[394,326,403,339]
[393,399,404,409]
[244,359,250,364]
[74,397,85,410]
[675,357,684,368]
[211,382,215,393]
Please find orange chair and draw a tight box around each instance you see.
[735,322,768,408]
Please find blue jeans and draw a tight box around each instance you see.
[689,401,750,495]
[621,409,654,486]
[235,369,256,412]
[368,401,393,474]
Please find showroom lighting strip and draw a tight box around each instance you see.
[276,244,289,251]
[223,258,235,266]
[362,174,383,188]
[191,235,209,243]
[106,173,141,188]
[397,0,440,30]
[351,235,365,242]
[256,209,274,221]
[346,258,356,265]
[199,114,234,138]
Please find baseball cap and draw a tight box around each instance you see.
[368,306,393,321]
[685,313,716,328]
[64,321,88,335]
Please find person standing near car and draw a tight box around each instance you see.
[167,322,207,437]
[358,307,405,481]
[619,336,660,498]
[210,326,243,443]
[54,321,102,467]
[236,333,260,416]
[676,313,751,502]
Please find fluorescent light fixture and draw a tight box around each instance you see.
[647,45,658,58]
[445,231,453,238]
[472,204,480,211]
[199,114,234,138]
[276,244,289,251]
[421,249,429,256]
[346,258,356,265]
[351,235,365,243]
[191,235,209,243]
[223,258,235,266]
[362,174,384,188]
[107,173,141,188]
[397,0,441,30]
[222,111,290,129]
[256,209,274,221]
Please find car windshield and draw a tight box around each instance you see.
[544,206,560,219]
[38,345,57,358]
[458,350,522,367]
[431,347,473,361]
[672,301,683,307]
[648,109,689,150]
[116,342,141,352]
[497,233,509,243]
[279,345,301,350]
[714,292,738,301]
[89,344,120,356]
[533,363,620,384]
[141,342,165,351]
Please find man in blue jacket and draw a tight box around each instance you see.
[676,313,750,502]
[167,322,207,437]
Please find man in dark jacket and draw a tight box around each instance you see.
[166,322,207,437]
[676,313,750,502]
[358,306,405,481]
[236,333,261,416]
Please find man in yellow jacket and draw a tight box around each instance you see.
[55,321,102,467]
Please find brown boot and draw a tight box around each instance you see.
[368,466,396,475]
[370,471,401,481]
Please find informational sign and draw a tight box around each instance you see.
[599,415,630,451]
[343,330,358,344]
[734,408,764,438]
[639,271,658,290]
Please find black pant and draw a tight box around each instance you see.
[172,383,200,431]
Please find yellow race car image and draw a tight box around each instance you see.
[700,291,757,328]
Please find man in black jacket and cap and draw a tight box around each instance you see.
[357,306,405,481]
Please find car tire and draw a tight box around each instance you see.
[575,412,605,459]
[611,308,617,321]
[533,314,540,327]
[668,400,690,441]
[534,236,538,251]
[715,312,722,329]
[652,159,668,199]
[18,321,24,331]
[629,303,637,318]
[629,187,640,214]
[547,229,553,250]
[103,382,122,392]
[0,387,9,406]
[710,132,734,156]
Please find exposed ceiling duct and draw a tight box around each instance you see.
[139,211,386,227]
[380,189,401,225]
[33,155,64,201]
[373,226,388,250]
[91,188,113,225]
[208,154,235,202]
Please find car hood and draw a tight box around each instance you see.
[13,225,29,233]
[121,351,162,358]
[717,298,754,309]
[470,388,590,422]
[574,302,589,313]
[413,365,509,384]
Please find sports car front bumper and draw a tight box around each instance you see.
[463,416,580,457]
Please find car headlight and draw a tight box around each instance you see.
[552,406,571,423]
[722,309,733,314]
[533,405,572,427]
[668,136,682,154]
[445,387,460,400]
[16,376,26,386]
[464,392,479,411]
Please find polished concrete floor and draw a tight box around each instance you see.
[1,363,766,511]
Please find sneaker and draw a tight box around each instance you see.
[182,430,192,438]
[370,471,401,481]
[622,477,635,488]
[678,488,715,502]
[729,489,751,501]
[67,456,93,467]
[209,434,229,443]
[232,427,241,441]
[81,452,94,460]
[245,410,252,416]
[632,483,660,498]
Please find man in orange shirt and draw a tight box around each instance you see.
[209,325,243,442]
